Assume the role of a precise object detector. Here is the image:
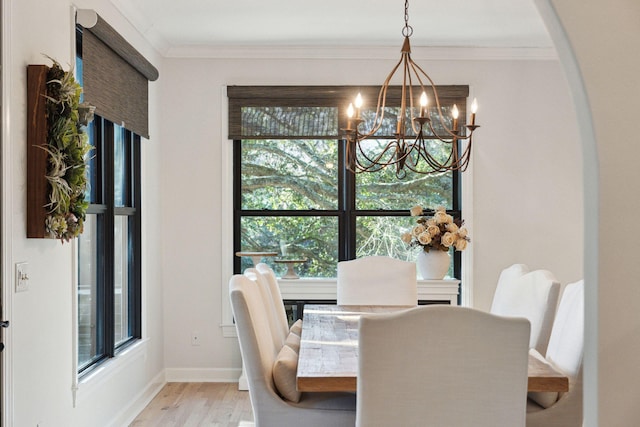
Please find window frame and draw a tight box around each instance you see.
[76,26,142,377]
[230,86,465,280]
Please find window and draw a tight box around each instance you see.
[229,86,466,279]
[76,28,142,375]
[76,117,142,373]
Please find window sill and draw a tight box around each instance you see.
[73,337,149,407]
[222,278,460,338]
[277,277,460,301]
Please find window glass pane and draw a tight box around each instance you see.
[356,216,454,278]
[75,53,84,100]
[114,215,130,345]
[241,106,338,137]
[355,216,417,260]
[78,214,101,368]
[241,139,338,210]
[240,216,338,277]
[114,125,127,207]
[355,140,453,210]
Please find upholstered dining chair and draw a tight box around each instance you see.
[229,274,356,426]
[244,268,287,350]
[337,256,417,306]
[526,280,584,427]
[490,265,560,354]
[356,305,530,427]
[256,263,303,335]
[490,263,530,312]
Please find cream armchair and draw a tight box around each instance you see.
[491,265,560,354]
[229,274,356,426]
[356,305,531,426]
[526,280,584,426]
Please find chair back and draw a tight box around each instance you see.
[526,280,584,426]
[337,256,417,306]
[491,267,560,354]
[245,268,286,349]
[356,306,530,427]
[490,263,530,312]
[229,275,281,406]
[256,263,290,339]
[546,280,584,378]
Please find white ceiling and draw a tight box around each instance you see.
[110,0,553,55]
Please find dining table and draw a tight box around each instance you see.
[296,304,569,393]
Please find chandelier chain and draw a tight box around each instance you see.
[402,0,413,37]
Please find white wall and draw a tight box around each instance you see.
[3,0,591,424]
[158,52,583,374]
[5,0,165,425]
[544,0,640,424]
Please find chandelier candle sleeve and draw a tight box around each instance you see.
[347,103,354,130]
[452,105,459,133]
[355,93,363,119]
[419,92,428,118]
[470,98,478,126]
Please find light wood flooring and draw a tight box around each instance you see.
[129,382,254,427]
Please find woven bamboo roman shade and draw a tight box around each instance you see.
[76,9,159,138]
[227,85,469,140]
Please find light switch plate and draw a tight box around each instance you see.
[15,262,29,292]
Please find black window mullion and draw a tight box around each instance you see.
[102,121,115,357]
[338,139,347,261]
[233,140,243,274]
[126,133,141,340]
[340,138,357,260]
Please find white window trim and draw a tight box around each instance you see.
[71,238,150,406]
[218,85,475,335]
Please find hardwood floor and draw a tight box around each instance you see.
[130,383,254,426]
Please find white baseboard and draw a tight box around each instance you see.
[165,367,242,383]
[110,370,166,427]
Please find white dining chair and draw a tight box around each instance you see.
[527,280,584,426]
[244,267,287,350]
[490,263,530,312]
[256,262,303,335]
[337,256,417,306]
[356,305,530,427]
[490,265,560,354]
[229,274,356,426]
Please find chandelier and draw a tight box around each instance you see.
[343,0,479,179]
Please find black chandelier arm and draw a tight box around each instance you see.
[354,138,409,168]
[347,128,474,174]
[410,138,457,172]
[423,119,478,143]
[410,130,473,173]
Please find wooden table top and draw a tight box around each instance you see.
[296,304,569,393]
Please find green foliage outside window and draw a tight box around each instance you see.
[237,103,457,278]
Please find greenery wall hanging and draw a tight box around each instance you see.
[27,58,93,242]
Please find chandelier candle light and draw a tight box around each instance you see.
[343,0,480,178]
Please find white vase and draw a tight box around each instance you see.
[416,249,450,280]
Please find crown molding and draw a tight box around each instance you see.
[109,0,556,61]
[163,44,557,61]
